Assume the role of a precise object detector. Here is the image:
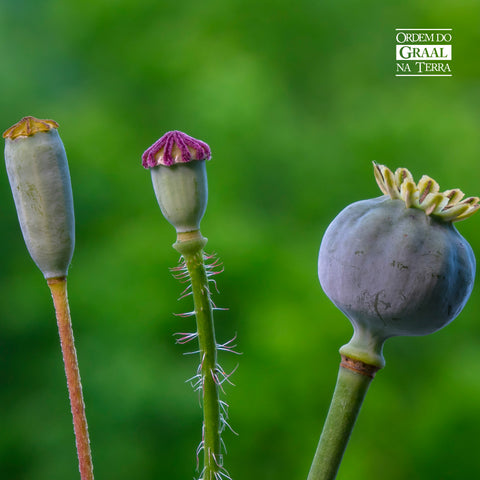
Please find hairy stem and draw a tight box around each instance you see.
[47,277,94,480]
[174,232,222,480]
[307,356,379,480]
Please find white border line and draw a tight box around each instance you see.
[395,28,452,31]
[396,74,452,77]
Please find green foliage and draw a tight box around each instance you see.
[1,1,480,479]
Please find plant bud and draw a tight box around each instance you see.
[4,116,75,279]
[142,130,211,234]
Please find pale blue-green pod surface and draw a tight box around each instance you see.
[150,160,208,233]
[318,196,475,367]
[5,129,75,279]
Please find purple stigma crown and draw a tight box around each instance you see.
[142,130,211,168]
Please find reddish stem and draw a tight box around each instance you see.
[47,277,94,480]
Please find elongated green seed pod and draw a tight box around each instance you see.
[4,116,75,279]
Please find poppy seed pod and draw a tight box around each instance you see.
[318,163,478,368]
[142,130,211,234]
[4,116,75,279]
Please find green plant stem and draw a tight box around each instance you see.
[174,232,222,480]
[48,277,94,480]
[307,356,379,480]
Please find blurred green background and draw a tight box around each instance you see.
[1,0,480,479]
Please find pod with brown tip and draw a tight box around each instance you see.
[4,119,75,279]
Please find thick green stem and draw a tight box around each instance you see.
[174,232,222,480]
[307,356,379,480]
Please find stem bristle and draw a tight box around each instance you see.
[172,249,236,480]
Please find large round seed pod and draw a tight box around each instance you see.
[318,163,478,367]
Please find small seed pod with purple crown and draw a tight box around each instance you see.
[142,130,211,236]
[307,163,478,480]
[143,131,235,480]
